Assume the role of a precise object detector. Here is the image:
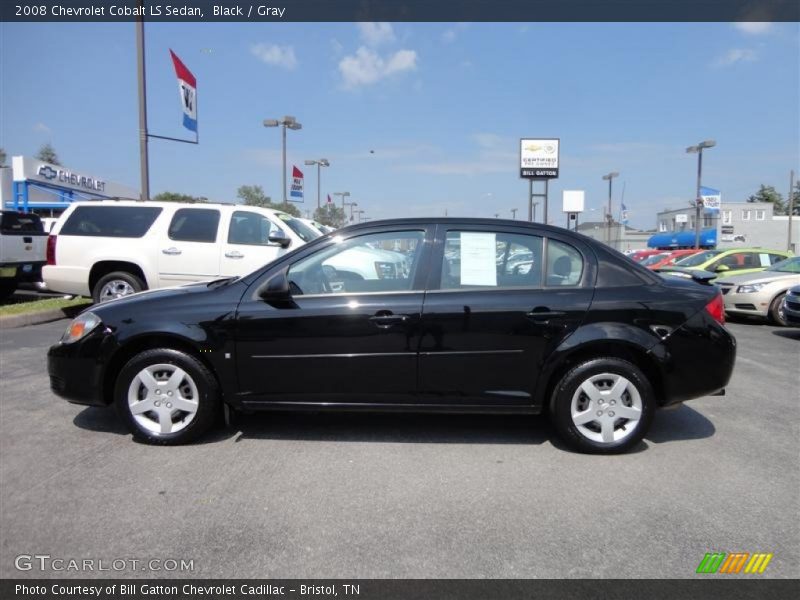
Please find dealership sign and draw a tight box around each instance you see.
[12,156,138,199]
[290,166,304,201]
[520,138,559,178]
[700,186,721,213]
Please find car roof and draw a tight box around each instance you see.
[64,199,289,215]
[335,217,600,238]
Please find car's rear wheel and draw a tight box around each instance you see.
[550,358,655,454]
[769,292,787,326]
[93,271,145,303]
[114,348,220,445]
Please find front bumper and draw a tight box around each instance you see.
[47,330,109,406]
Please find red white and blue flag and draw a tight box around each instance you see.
[327,194,332,204]
[290,166,304,201]
[169,49,197,133]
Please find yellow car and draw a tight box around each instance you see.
[659,248,793,280]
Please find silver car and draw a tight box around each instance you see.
[716,256,800,326]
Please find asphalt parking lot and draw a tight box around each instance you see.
[0,319,798,579]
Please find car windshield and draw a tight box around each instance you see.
[768,256,800,273]
[276,213,322,242]
[639,253,669,266]
[674,250,721,267]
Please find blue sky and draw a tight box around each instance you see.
[1,21,798,228]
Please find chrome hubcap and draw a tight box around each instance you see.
[127,364,199,435]
[99,280,135,302]
[570,373,642,444]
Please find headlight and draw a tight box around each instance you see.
[61,312,102,344]
[737,283,765,294]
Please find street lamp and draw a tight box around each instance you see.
[333,191,350,208]
[686,140,716,249]
[602,171,620,247]
[345,201,358,222]
[263,115,302,204]
[304,158,330,210]
[354,209,365,222]
[510,208,518,220]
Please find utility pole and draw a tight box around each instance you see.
[789,169,796,252]
[135,7,149,201]
[602,172,619,247]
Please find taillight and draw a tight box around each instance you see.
[46,235,57,265]
[705,292,725,325]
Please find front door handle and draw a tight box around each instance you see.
[225,250,244,259]
[526,308,567,322]
[369,312,410,328]
[162,247,182,255]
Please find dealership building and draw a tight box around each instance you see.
[0,155,138,216]
[651,201,798,253]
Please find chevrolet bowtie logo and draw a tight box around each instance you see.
[38,165,58,180]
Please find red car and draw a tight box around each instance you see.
[639,249,703,270]
[629,249,663,263]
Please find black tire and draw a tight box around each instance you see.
[114,348,221,445]
[0,280,16,302]
[549,357,656,454]
[768,292,787,326]
[92,271,145,304]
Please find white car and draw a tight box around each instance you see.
[44,200,320,302]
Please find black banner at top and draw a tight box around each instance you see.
[2,0,799,23]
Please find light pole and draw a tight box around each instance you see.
[686,140,716,249]
[304,158,329,210]
[602,172,620,247]
[354,209,365,222]
[345,201,358,222]
[263,115,302,204]
[510,208,518,220]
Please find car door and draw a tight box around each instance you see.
[417,224,594,405]
[220,210,287,276]
[234,226,433,403]
[158,207,222,287]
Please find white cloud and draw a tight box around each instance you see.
[250,43,297,70]
[441,23,467,44]
[734,22,774,35]
[358,22,395,47]
[713,48,758,67]
[33,122,51,134]
[338,47,417,89]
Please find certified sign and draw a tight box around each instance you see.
[520,138,559,179]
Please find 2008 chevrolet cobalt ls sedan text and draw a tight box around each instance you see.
[48,218,736,453]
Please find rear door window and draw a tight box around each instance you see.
[168,208,220,243]
[60,206,162,237]
[546,239,584,286]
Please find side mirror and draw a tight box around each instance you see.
[268,229,291,248]
[715,264,730,273]
[259,270,291,301]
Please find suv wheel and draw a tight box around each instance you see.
[550,358,655,454]
[769,292,787,326]
[115,348,221,445]
[93,271,145,303]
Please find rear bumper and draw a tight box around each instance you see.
[654,311,737,406]
[0,261,45,283]
[42,265,91,296]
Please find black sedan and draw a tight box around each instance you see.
[48,218,736,453]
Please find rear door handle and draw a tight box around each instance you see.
[225,251,244,259]
[162,247,182,255]
[369,313,410,328]
[526,308,567,322]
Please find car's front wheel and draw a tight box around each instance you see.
[769,292,787,326]
[550,358,655,454]
[115,348,221,445]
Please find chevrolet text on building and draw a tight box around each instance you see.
[36,164,106,192]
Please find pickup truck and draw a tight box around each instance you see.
[0,211,48,300]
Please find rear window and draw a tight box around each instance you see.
[0,212,44,234]
[60,206,162,238]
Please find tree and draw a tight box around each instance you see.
[314,204,347,228]
[274,201,301,217]
[237,185,271,207]
[35,143,61,165]
[789,181,800,216]
[152,191,205,203]
[0,148,6,167]
[747,184,785,215]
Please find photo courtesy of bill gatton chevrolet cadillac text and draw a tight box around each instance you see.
[47,218,736,454]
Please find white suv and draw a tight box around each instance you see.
[44,200,321,302]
